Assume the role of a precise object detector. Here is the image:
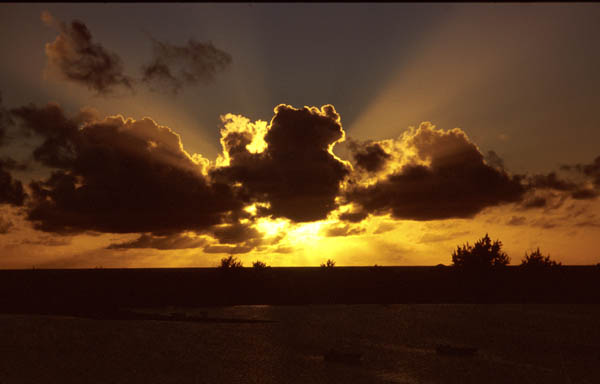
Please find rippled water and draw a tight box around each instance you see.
[2,304,599,383]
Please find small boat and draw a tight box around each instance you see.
[435,344,478,356]
[323,349,363,364]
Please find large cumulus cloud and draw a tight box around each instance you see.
[211,104,351,222]
[10,102,241,234]
[343,122,526,221]
[6,94,596,254]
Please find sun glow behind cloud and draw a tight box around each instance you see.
[2,4,600,269]
[2,98,599,268]
[254,217,287,237]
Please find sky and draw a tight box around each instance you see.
[0,3,599,268]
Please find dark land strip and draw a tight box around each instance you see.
[1,266,599,317]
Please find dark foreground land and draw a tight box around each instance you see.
[1,267,600,383]
[2,304,600,384]
[1,266,599,315]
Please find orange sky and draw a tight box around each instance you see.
[1,4,599,268]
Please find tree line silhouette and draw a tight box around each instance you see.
[452,234,509,269]
[452,233,562,271]
[1,239,598,315]
[218,234,563,270]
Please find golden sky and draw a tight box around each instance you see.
[0,4,599,268]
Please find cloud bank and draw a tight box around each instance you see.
[10,102,241,234]
[344,123,526,221]
[3,96,599,255]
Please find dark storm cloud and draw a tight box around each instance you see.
[344,123,526,221]
[141,37,232,94]
[11,103,242,234]
[348,140,391,173]
[0,158,26,206]
[43,11,134,95]
[211,104,351,222]
[108,233,207,250]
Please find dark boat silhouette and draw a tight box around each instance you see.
[323,349,363,364]
[435,344,478,356]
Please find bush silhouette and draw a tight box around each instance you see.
[252,260,269,269]
[452,234,510,270]
[520,248,561,270]
[320,259,336,268]
[219,255,243,269]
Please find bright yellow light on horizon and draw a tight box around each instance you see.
[255,218,288,237]
[286,221,331,246]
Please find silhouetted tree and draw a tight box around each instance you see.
[520,248,561,270]
[451,234,510,270]
[219,255,243,269]
[321,259,336,268]
[252,260,269,269]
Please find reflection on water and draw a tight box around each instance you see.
[2,304,600,383]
